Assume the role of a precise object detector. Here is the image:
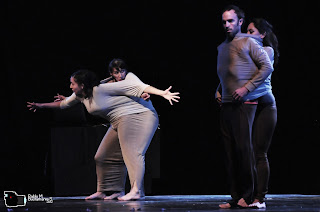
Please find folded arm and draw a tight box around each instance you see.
[244,38,274,92]
[233,38,274,100]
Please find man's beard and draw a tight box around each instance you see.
[226,27,240,40]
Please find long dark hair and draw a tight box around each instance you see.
[71,69,100,98]
[250,18,279,66]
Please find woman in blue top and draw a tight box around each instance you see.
[246,18,279,209]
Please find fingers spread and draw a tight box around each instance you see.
[173,95,180,99]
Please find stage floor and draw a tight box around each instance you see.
[1,194,320,211]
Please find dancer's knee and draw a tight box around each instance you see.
[255,152,268,163]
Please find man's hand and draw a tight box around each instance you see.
[215,91,222,106]
[216,97,222,106]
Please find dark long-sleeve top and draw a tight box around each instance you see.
[217,33,274,103]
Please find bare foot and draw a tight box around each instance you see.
[252,199,259,204]
[104,191,125,200]
[118,190,144,201]
[237,198,249,207]
[85,192,106,200]
[219,203,232,209]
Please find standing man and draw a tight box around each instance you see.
[216,5,274,208]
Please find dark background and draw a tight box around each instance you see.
[5,0,319,196]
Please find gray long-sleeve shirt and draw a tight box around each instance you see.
[217,33,274,103]
[60,72,156,124]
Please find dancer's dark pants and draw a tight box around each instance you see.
[94,110,159,195]
[220,102,257,205]
[253,92,277,202]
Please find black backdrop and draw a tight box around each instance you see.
[5,0,319,196]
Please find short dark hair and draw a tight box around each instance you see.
[222,5,245,21]
[108,58,128,73]
[71,69,100,98]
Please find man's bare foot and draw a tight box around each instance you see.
[219,203,232,209]
[85,192,106,200]
[252,199,259,204]
[104,191,125,200]
[237,198,249,207]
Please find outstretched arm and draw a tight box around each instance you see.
[143,86,180,105]
[27,101,61,112]
[99,73,180,105]
[100,76,151,101]
[28,93,80,112]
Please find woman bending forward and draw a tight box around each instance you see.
[27,69,180,201]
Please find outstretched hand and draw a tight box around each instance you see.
[27,102,40,112]
[162,86,180,105]
[54,93,66,102]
